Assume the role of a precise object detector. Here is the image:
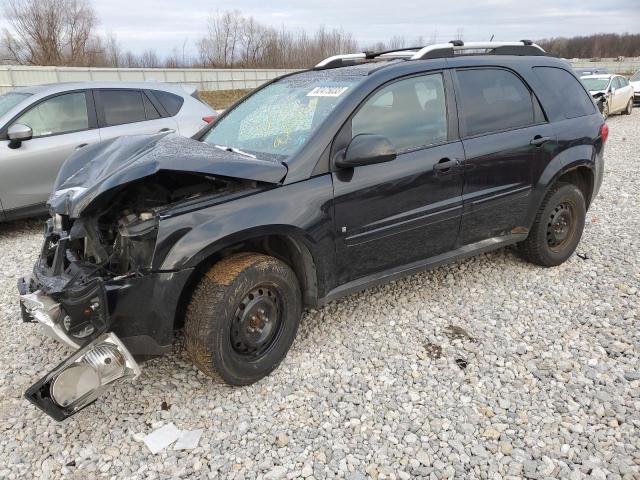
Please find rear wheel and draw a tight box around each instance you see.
[184,253,302,385]
[518,183,586,267]
[623,98,633,115]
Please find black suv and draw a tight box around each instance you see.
[18,41,607,420]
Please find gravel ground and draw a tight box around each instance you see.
[0,111,638,480]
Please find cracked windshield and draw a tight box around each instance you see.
[203,77,358,160]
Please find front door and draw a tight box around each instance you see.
[332,72,464,285]
[0,91,100,212]
[452,67,556,245]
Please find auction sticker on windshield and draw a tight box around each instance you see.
[307,86,349,97]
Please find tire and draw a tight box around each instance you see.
[623,99,633,115]
[184,252,302,385]
[518,183,586,267]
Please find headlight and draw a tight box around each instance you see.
[24,333,140,420]
[52,213,64,232]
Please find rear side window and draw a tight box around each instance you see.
[101,90,147,126]
[151,90,184,116]
[455,68,538,137]
[532,67,595,119]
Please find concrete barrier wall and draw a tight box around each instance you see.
[0,66,300,94]
[1,59,638,94]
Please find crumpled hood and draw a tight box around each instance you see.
[49,132,287,217]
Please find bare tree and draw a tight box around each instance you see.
[2,0,99,66]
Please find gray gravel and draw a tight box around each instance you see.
[1,111,639,480]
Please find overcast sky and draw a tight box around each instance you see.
[2,0,640,57]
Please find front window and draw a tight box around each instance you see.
[0,92,30,118]
[203,76,359,160]
[581,78,610,92]
[352,74,448,152]
[14,92,89,137]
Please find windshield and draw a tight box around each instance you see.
[203,76,359,160]
[631,71,640,82]
[0,92,30,117]
[581,78,610,91]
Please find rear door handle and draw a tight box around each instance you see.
[530,135,551,146]
[75,143,88,150]
[434,157,458,173]
[159,128,171,132]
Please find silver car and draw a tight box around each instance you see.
[0,82,217,221]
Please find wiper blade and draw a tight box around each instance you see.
[213,144,257,159]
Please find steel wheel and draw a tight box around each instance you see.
[546,201,578,252]
[231,285,283,357]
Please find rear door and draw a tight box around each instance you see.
[95,89,177,141]
[332,71,465,285]
[453,67,555,245]
[0,90,100,212]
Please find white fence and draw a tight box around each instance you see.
[1,59,638,95]
[569,58,640,74]
[0,66,300,94]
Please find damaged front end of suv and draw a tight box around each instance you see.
[18,132,286,420]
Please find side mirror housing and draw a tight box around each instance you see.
[336,134,397,169]
[7,123,33,149]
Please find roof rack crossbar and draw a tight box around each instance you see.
[314,40,546,69]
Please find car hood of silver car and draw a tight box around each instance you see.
[48,132,288,218]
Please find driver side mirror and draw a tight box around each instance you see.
[8,124,33,149]
[335,134,397,169]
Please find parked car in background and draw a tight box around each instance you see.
[573,67,610,76]
[630,70,640,104]
[581,74,634,118]
[0,82,217,221]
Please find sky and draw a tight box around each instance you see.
[1,0,639,58]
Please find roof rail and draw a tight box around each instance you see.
[410,40,545,60]
[314,40,546,69]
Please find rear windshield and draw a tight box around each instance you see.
[581,78,610,91]
[203,75,359,160]
[0,92,30,117]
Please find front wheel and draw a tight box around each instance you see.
[184,253,302,385]
[623,99,633,115]
[518,183,586,267]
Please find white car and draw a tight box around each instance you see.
[581,74,634,118]
[630,70,640,104]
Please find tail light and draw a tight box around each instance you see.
[600,123,609,144]
[202,115,217,124]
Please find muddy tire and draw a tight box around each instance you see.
[184,253,302,385]
[623,99,633,115]
[518,182,586,267]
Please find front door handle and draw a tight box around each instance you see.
[530,135,551,146]
[75,143,88,150]
[434,157,458,173]
[158,128,171,132]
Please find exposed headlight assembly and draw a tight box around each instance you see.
[24,333,140,421]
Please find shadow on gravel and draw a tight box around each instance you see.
[0,217,46,238]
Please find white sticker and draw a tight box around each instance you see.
[307,86,349,97]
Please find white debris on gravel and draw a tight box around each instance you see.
[0,111,639,479]
[143,423,181,454]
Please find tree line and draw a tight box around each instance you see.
[2,0,640,69]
